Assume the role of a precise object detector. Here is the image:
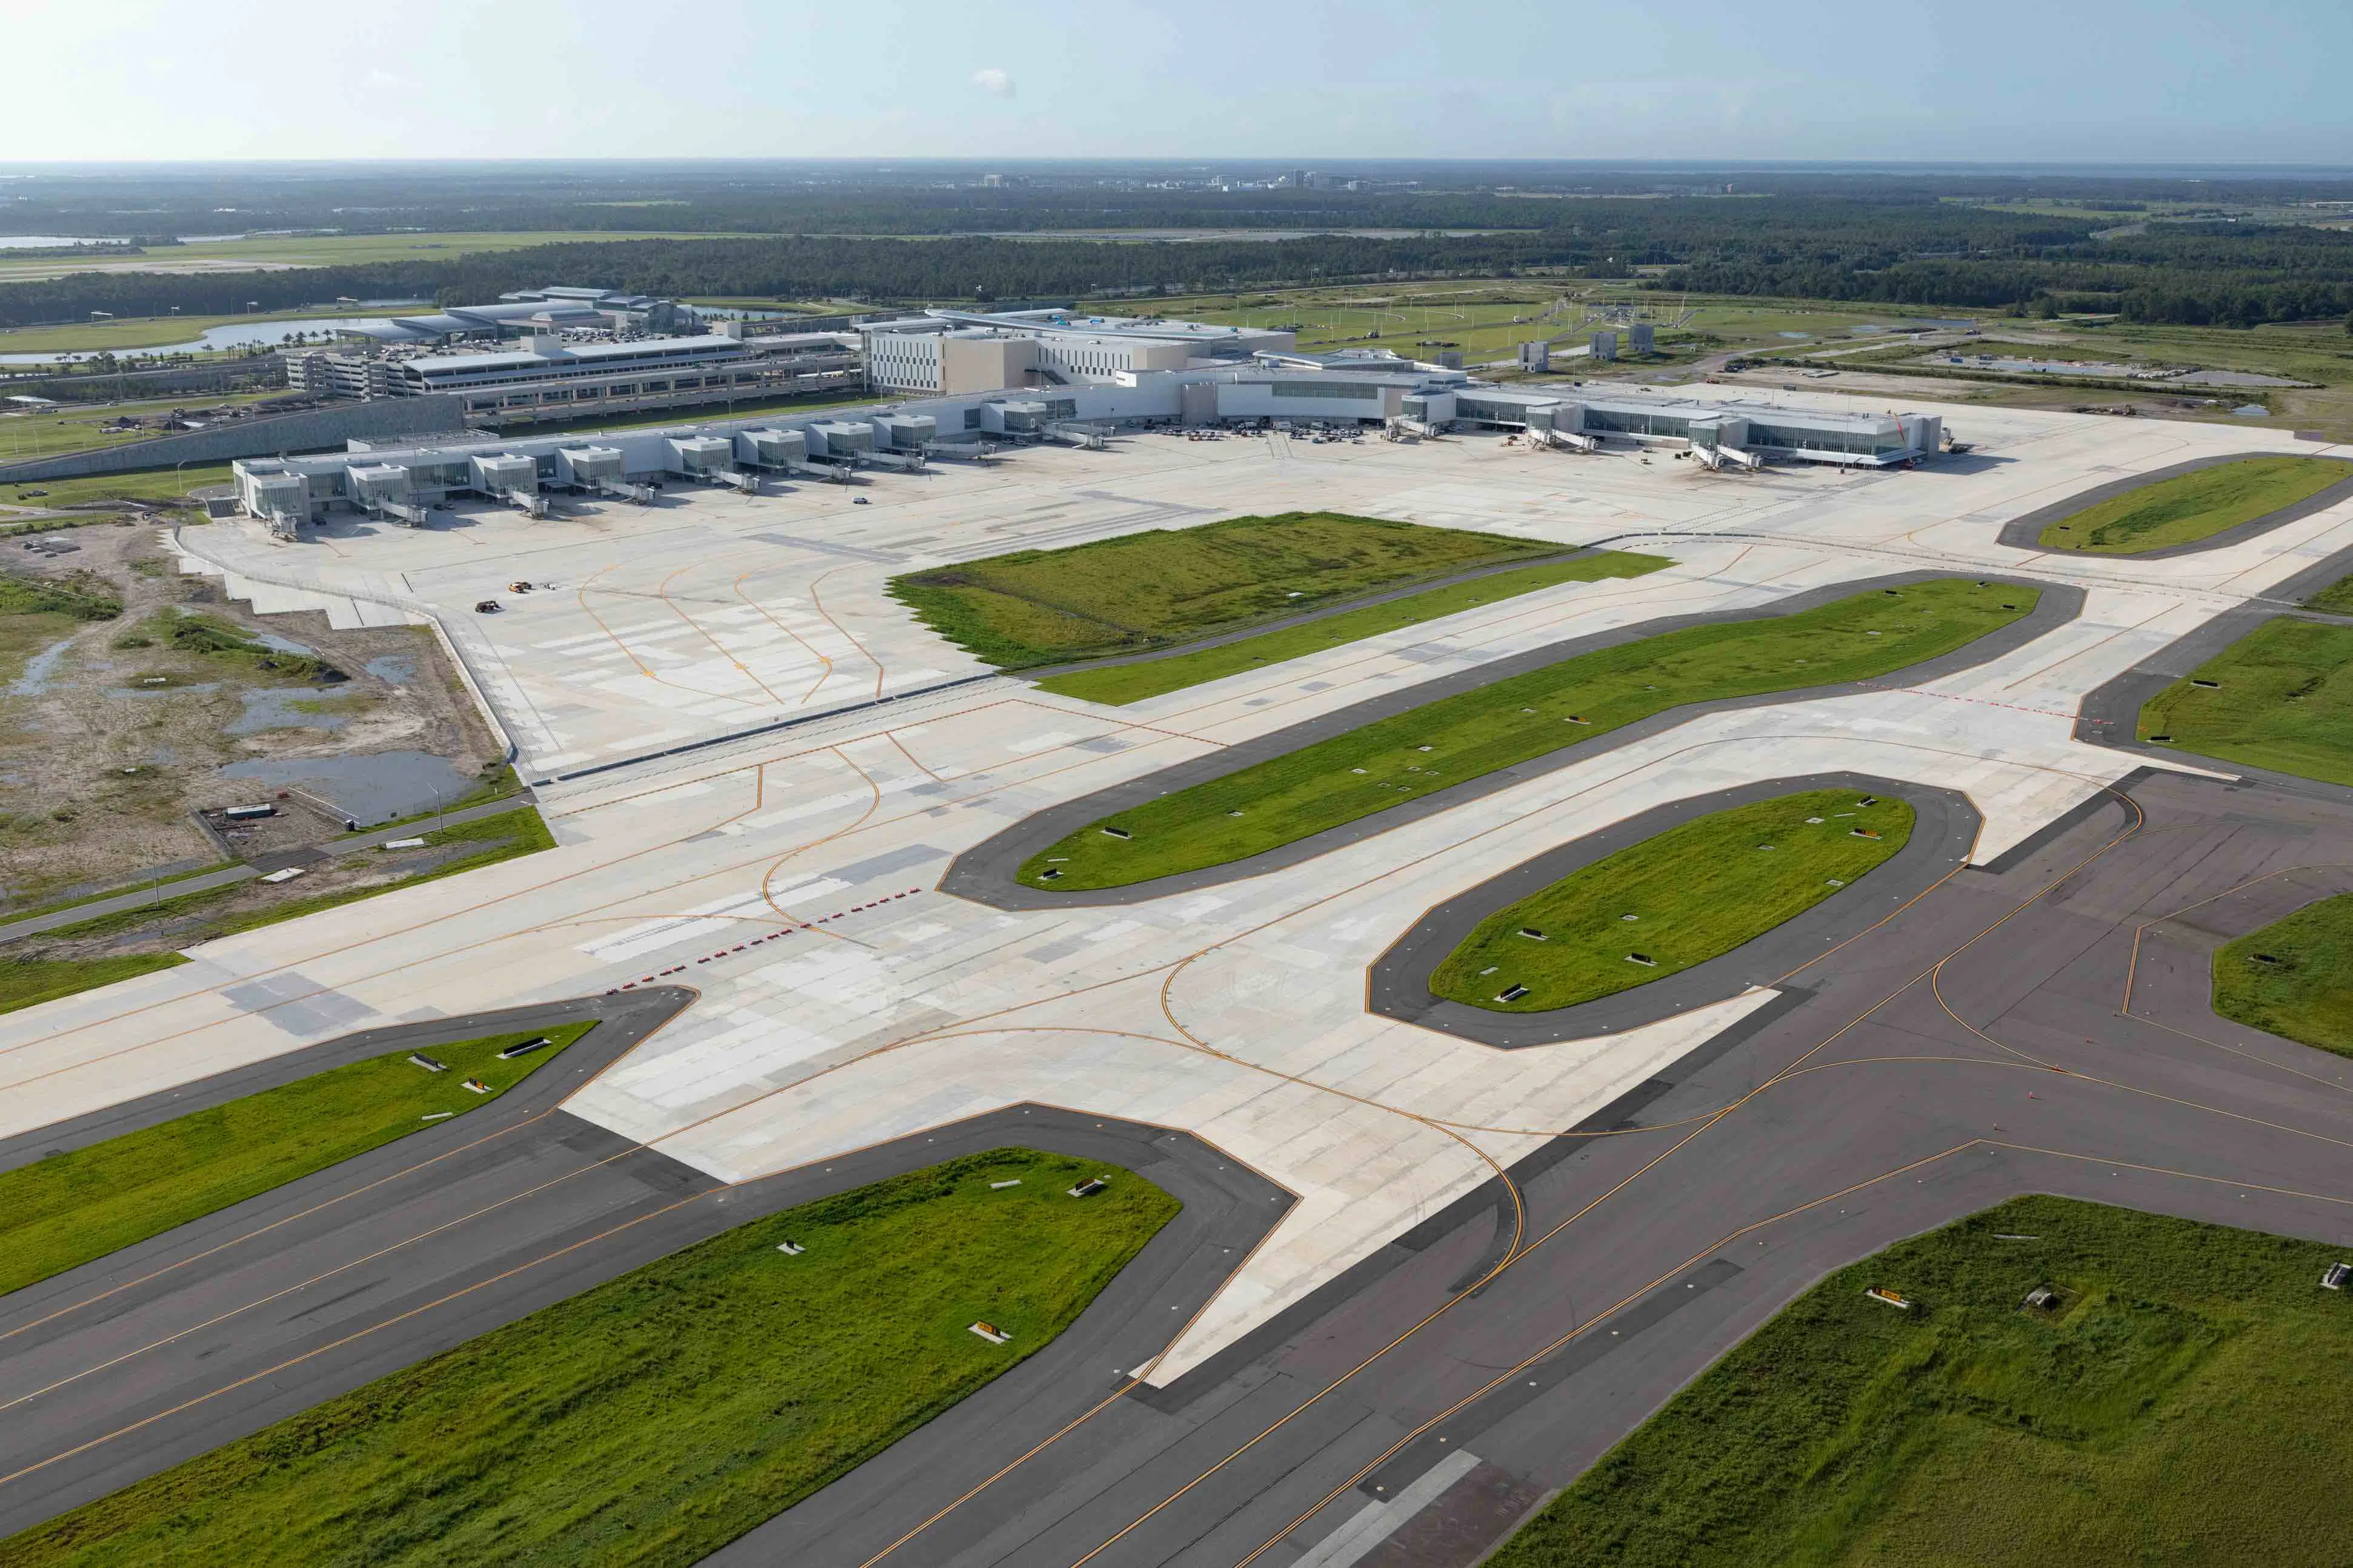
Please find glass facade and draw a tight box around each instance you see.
[1582,407,1693,439]
[1454,396,1539,424]
[1745,421,1903,457]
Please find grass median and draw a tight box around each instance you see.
[2213,891,2353,1057]
[1019,579,2034,891]
[0,1148,1176,1568]
[1034,551,1671,705]
[2035,454,2350,554]
[1429,791,1911,1012]
[0,1021,596,1297]
[1489,1196,2353,1568]
[888,511,1560,669]
[2137,617,2353,786]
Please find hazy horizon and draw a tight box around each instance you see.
[11,0,2351,165]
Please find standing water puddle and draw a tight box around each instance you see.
[7,636,75,697]
[227,687,354,735]
[218,751,473,825]
[364,654,417,685]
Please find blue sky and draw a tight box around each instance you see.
[13,0,2353,164]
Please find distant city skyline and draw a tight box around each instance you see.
[10,0,2352,165]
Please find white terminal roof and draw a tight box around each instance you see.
[922,307,1288,344]
[401,335,744,375]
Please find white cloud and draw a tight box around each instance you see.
[971,67,1015,99]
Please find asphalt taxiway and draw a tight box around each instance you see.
[742,765,2353,1567]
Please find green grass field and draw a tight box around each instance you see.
[2303,573,2353,614]
[0,954,190,1020]
[2035,456,2350,554]
[889,512,1560,669]
[2138,617,2353,786]
[0,1021,594,1297]
[0,309,424,357]
[0,577,98,687]
[2212,891,2353,1057]
[6,463,232,512]
[1019,580,2034,891]
[1489,1196,2353,1568]
[1429,791,1912,1011]
[0,393,288,463]
[1034,551,1671,705]
[0,1149,1175,1568]
[0,808,557,1017]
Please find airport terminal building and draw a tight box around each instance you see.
[860,308,1298,395]
[233,348,1946,529]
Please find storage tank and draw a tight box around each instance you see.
[871,413,937,451]
[345,462,411,510]
[737,428,808,468]
[556,445,625,488]
[666,435,734,474]
[807,420,876,457]
[470,453,538,494]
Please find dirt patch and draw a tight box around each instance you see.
[1,522,504,906]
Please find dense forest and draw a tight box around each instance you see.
[5,181,2353,333]
[8,161,2353,240]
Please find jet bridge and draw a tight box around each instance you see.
[1045,421,1108,450]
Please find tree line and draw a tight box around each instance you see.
[5,199,2352,333]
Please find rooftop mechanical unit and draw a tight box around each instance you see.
[666,435,734,475]
[555,445,625,488]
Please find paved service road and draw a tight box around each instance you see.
[748,766,2353,1567]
